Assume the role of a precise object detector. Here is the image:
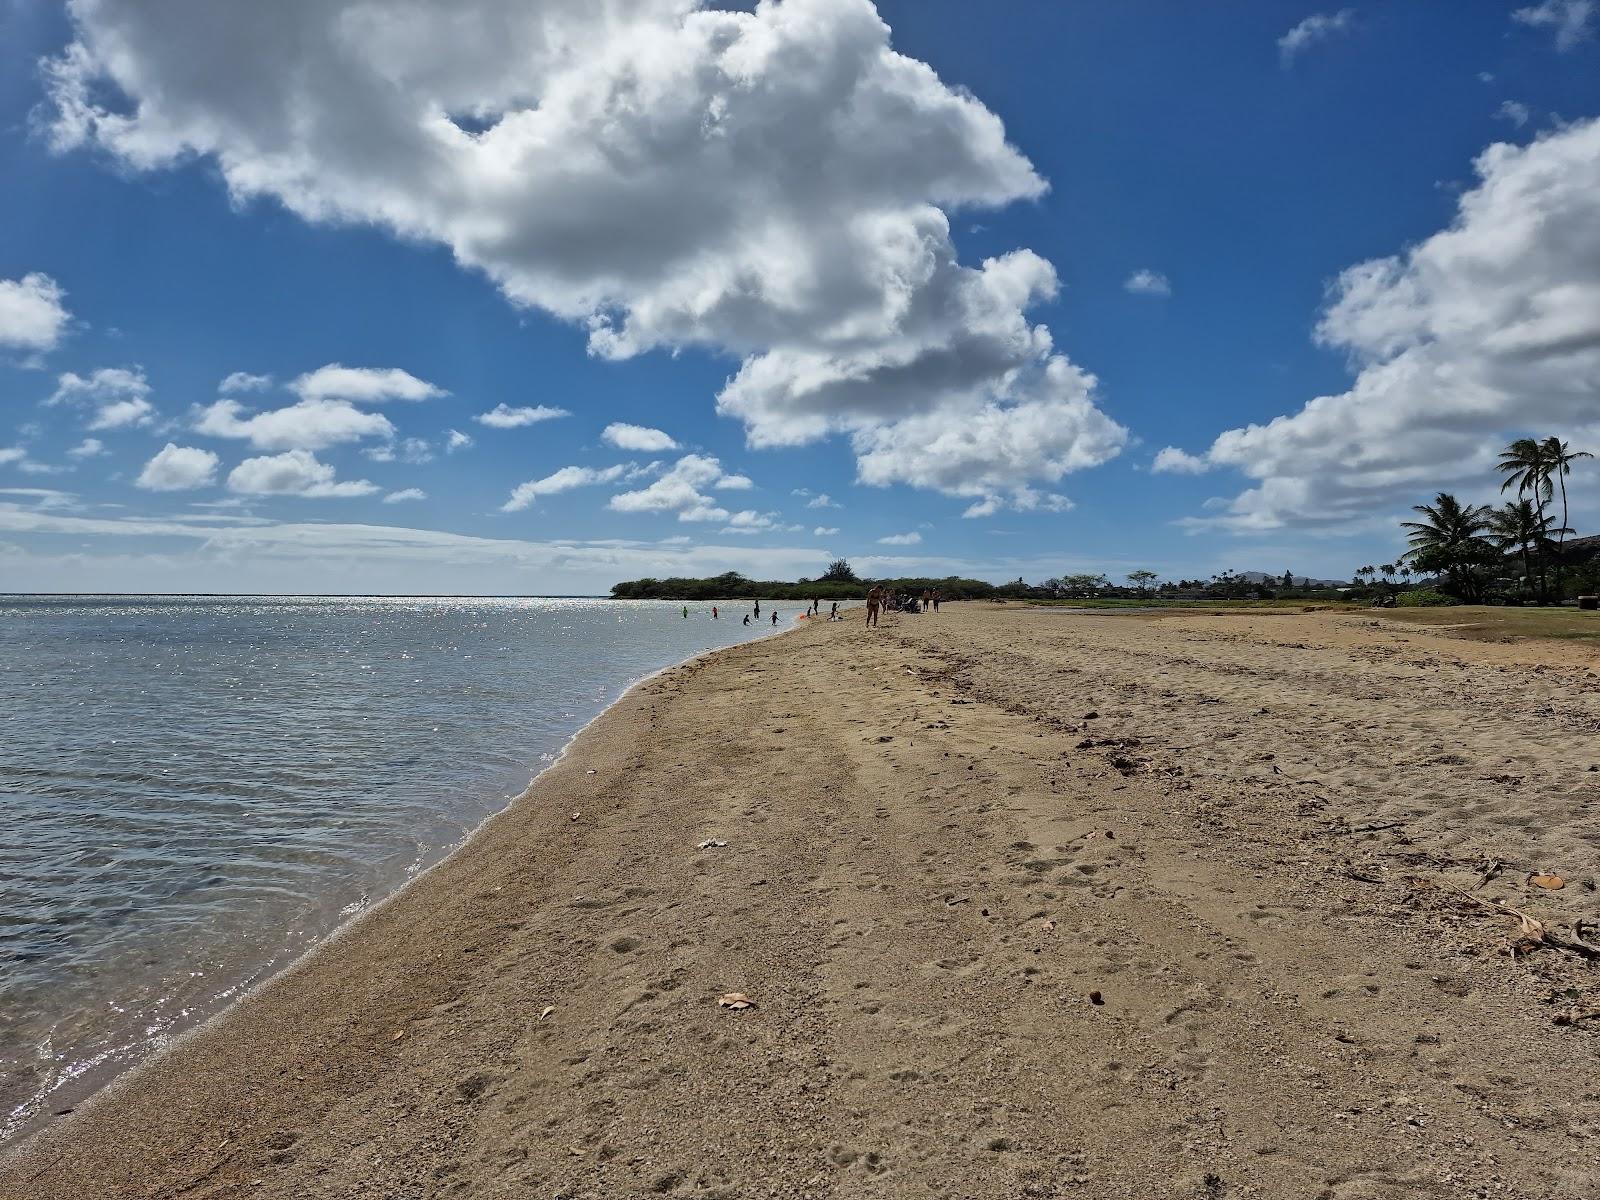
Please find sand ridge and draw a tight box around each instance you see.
[3,603,1597,1198]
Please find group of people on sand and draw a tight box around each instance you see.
[863,586,941,628]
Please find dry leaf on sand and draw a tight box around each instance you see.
[1529,874,1566,890]
[717,993,755,1010]
[538,1006,555,1021]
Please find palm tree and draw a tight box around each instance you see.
[1541,436,1593,598]
[1486,499,1559,598]
[1497,438,1554,600]
[1402,493,1493,602]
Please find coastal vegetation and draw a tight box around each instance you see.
[1399,435,1595,606]
[612,438,1595,608]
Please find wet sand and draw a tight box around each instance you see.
[4,603,1598,1199]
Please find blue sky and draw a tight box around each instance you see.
[2,0,1598,594]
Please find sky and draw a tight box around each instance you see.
[2,0,1599,595]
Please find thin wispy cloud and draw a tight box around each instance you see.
[1278,9,1355,65]
[1512,0,1595,50]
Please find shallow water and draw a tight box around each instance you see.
[0,594,790,1140]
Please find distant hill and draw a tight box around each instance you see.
[1559,534,1600,564]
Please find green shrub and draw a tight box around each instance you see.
[1396,588,1459,607]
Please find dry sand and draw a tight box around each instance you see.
[4,603,1598,1199]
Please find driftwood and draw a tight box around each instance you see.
[1440,881,1600,962]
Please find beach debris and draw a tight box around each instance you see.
[717,992,755,1011]
[539,1006,555,1022]
[1553,1008,1600,1027]
[1475,859,1503,889]
[1088,990,1105,1006]
[1438,881,1600,962]
[389,1030,406,1043]
[697,838,728,850]
[571,811,581,821]
[945,895,971,907]
[1040,919,1057,932]
[1529,873,1566,890]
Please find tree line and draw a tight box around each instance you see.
[1401,436,1593,604]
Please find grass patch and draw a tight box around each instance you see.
[1376,605,1600,642]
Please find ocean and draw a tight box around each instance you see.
[0,594,793,1141]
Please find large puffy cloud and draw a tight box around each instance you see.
[851,356,1123,516]
[46,367,154,429]
[136,443,219,491]
[1168,118,1600,532]
[226,449,377,497]
[45,0,1124,502]
[0,273,70,353]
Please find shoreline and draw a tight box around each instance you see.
[5,604,1595,1198]
[0,613,801,1152]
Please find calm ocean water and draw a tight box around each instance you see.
[0,595,792,1140]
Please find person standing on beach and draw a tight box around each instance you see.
[831,601,839,621]
[866,586,882,628]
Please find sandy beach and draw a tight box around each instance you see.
[4,602,1598,1199]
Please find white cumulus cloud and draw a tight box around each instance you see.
[1124,269,1172,297]
[227,449,377,497]
[383,487,427,503]
[878,530,920,545]
[1152,447,1210,475]
[0,273,71,354]
[1175,117,1600,532]
[47,367,155,429]
[195,397,394,451]
[851,356,1124,517]
[67,437,107,459]
[475,403,570,429]
[291,364,443,403]
[502,464,631,512]
[45,0,1124,504]
[813,525,839,536]
[446,429,474,452]
[608,453,747,522]
[602,422,677,452]
[136,443,218,491]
